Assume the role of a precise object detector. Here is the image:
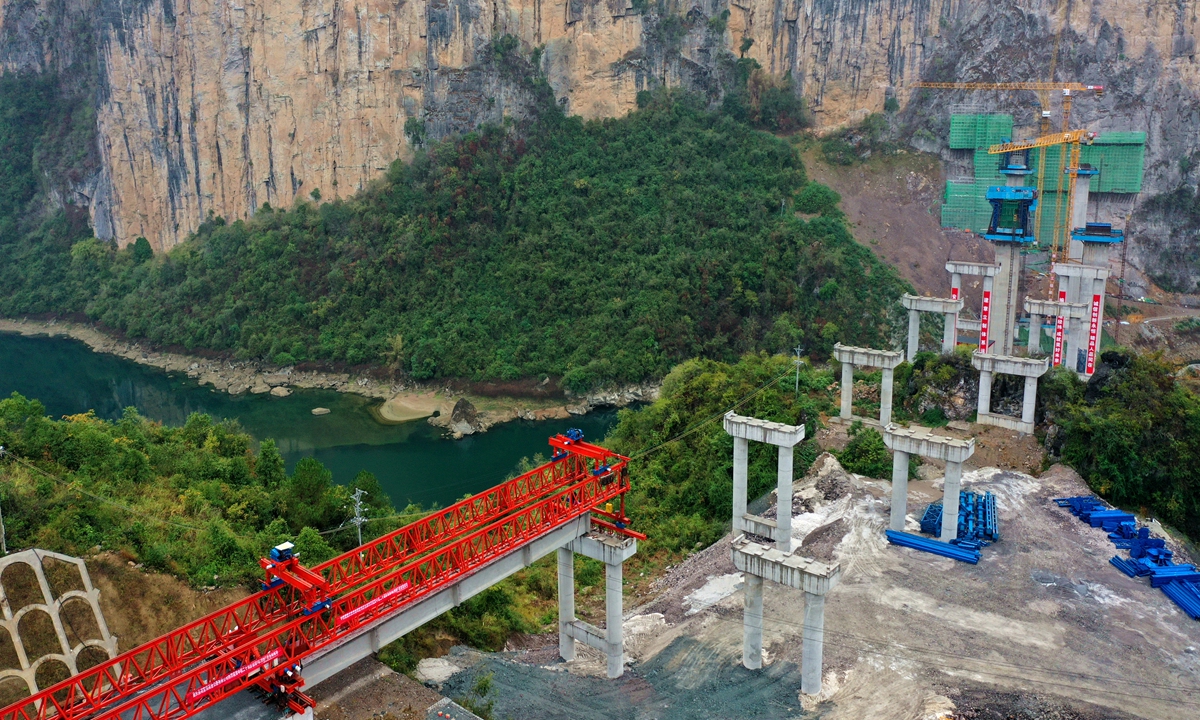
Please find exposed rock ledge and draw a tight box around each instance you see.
[0,318,658,436]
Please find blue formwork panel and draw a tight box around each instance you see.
[886,530,981,564]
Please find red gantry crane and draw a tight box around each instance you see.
[1,431,641,720]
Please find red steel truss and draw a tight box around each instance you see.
[2,435,630,720]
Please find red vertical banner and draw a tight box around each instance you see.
[950,285,960,346]
[979,290,991,352]
[1052,289,1066,366]
[1086,293,1101,374]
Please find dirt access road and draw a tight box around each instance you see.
[435,456,1200,720]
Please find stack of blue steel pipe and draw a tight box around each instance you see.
[1160,582,1200,620]
[919,491,1000,547]
[1055,495,1200,622]
[885,530,981,564]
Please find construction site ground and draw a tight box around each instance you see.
[426,454,1199,720]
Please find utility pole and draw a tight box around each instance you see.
[794,345,805,395]
[0,446,8,555]
[350,488,368,547]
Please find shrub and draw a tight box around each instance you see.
[795,182,841,215]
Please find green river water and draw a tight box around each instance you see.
[0,332,620,509]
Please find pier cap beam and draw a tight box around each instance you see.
[971,352,1049,379]
[1051,263,1109,282]
[833,343,904,369]
[900,294,964,315]
[731,537,841,595]
[722,412,806,448]
[1024,298,1088,319]
[882,424,975,464]
[568,532,638,566]
[945,261,999,277]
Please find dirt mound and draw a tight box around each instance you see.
[812,452,856,500]
[799,518,848,562]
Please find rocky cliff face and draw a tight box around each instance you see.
[2,0,1198,278]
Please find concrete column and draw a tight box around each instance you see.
[940,461,964,542]
[776,446,794,552]
[1061,316,1075,369]
[942,312,956,353]
[1022,375,1038,426]
[801,592,826,695]
[880,367,894,426]
[605,561,623,679]
[1069,176,1091,262]
[906,309,920,361]
[1028,313,1041,355]
[889,450,909,532]
[557,547,575,662]
[743,574,763,670]
[1068,277,1086,372]
[977,370,992,417]
[994,243,1021,356]
[951,272,962,301]
[840,362,853,420]
[732,437,748,531]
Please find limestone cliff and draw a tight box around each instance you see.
[2,0,1199,280]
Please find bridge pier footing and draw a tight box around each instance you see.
[558,532,637,678]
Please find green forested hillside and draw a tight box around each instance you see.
[1,93,908,391]
[0,394,399,586]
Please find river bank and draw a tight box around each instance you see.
[0,318,658,437]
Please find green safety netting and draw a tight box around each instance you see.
[941,118,1144,235]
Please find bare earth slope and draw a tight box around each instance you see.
[802,148,994,303]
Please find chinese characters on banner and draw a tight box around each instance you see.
[1052,289,1067,366]
[1086,293,1102,374]
[979,290,991,352]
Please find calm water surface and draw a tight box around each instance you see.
[0,332,620,508]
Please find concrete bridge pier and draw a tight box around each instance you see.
[558,532,637,678]
[972,352,1050,434]
[900,294,964,361]
[832,344,904,427]
[731,539,840,694]
[723,412,807,553]
[883,425,976,541]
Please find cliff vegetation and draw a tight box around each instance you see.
[0,92,907,392]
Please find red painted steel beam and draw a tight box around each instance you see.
[89,467,632,720]
[0,446,611,720]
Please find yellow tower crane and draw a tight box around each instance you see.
[912,81,1104,266]
[987,129,1098,264]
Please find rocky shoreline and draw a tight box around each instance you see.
[0,317,659,436]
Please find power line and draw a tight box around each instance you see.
[629,366,796,462]
[3,453,208,533]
